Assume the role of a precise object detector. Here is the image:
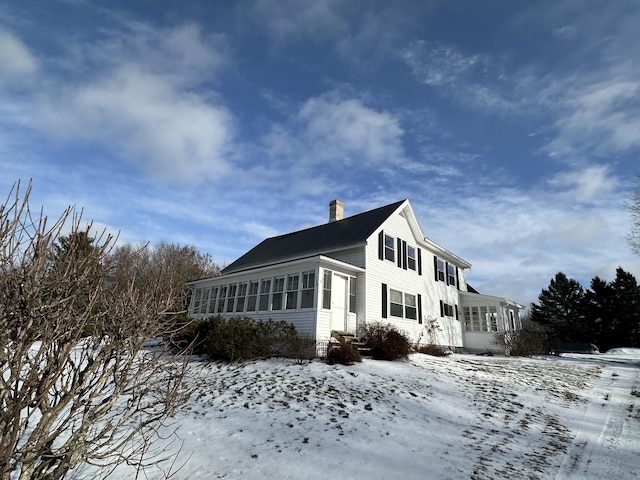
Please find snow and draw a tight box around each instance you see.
[75,351,640,479]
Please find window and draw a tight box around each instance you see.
[322,270,332,309]
[246,281,259,312]
[217,285,227,313]
[236,282,248,312]
[440,300,454,317]
[192,288,203,314]
[489,306,498,331]
[272,276,284,310]
[436,257,445,282]
[389,289,404,317]
[207,286,218,314]
[258,279,271,311]
[447,264,456,286]
[407,246,416,271]
[463,306,472,331]
[349,277,356,313]
[226,284,237,313]
[286,274,299,309]
[384,234,395,262]
[301,271,315,308]
[509,310,516,330]
[479,306,488,331]
[199,287,211,314]
[405,293,417,320]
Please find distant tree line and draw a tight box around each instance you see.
[530,269,640,352]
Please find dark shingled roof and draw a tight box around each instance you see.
[222,200,406,275]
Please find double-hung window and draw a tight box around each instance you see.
[258,279,271,311]
[272,276,285,310]
[217,286,227,313]
[246,281,259,312]
[384,234,395,262]
[286,274,299,309]
[407,246,416,271]
[389,289,404,317]
[404,293,417,320]
[301,271,315,309]
[236,283,247,313]
[226,284,237,313]
[436,258,445,282]
[349,277,356,313]
[322,270,332,309]
[447,264,456,286]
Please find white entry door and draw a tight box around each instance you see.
[330,274,347,332]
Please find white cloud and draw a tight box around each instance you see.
[298,94,404,165]
[262,92,405,176]
[26,22,235,183]
[548,165,618,203]
[0,28,37,85]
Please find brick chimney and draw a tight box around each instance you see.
[329,199,344,222]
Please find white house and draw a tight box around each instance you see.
[187,199,523,354]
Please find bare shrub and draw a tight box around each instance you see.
[495,315,549,356]
[0,181,191,480]
[416,344,451,357]
[325,342,362,365]
[362,322,411,361]
[285,333,317,364]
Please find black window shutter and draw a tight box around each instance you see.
[417,294,422,324]
[455,267,460,289]
[433,256,438,281]
[417,248,422,276]
[378,231,384,260]
[445,262,450,285]
[382,283,388,318]
[397,238,402,267]
[439,300,444,317]
[455,304,459,320]
[402,240,407,270]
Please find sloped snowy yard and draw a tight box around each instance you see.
[77,350,640,479]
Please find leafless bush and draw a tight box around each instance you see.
[0,181,191,480]
[325,341,362,365]
[495,315,549,356]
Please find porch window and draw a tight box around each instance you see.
[389,289,403,317]
[384,234,395,262]
[226,284,237,313]
[489,306,498,331]
[463,306,472,330]
[246,281,259,312]
[322,270,332,309]
[192,288,203,314]
[405,293,417,320]
[479,306,488,331]
[272,276,285,310]
[207,286,218,314]
[407,246,416,271]
[217,285,227,313]
[301,271,315,309]
[349,277,356,313]
[258,279,271,311]
[199,287,211,314]
[236,282,248,313]
[286,274,299,309]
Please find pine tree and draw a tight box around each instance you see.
[530,272,587,347]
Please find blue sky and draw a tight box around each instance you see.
[1,0,639,306]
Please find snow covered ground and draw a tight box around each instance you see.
[76,349,640,479]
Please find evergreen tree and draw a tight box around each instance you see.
[608,267,640,348]
[584,276,613,349]
[530,272,587,347]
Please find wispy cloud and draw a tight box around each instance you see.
[0,27,37,85]
[5,21,236,184]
